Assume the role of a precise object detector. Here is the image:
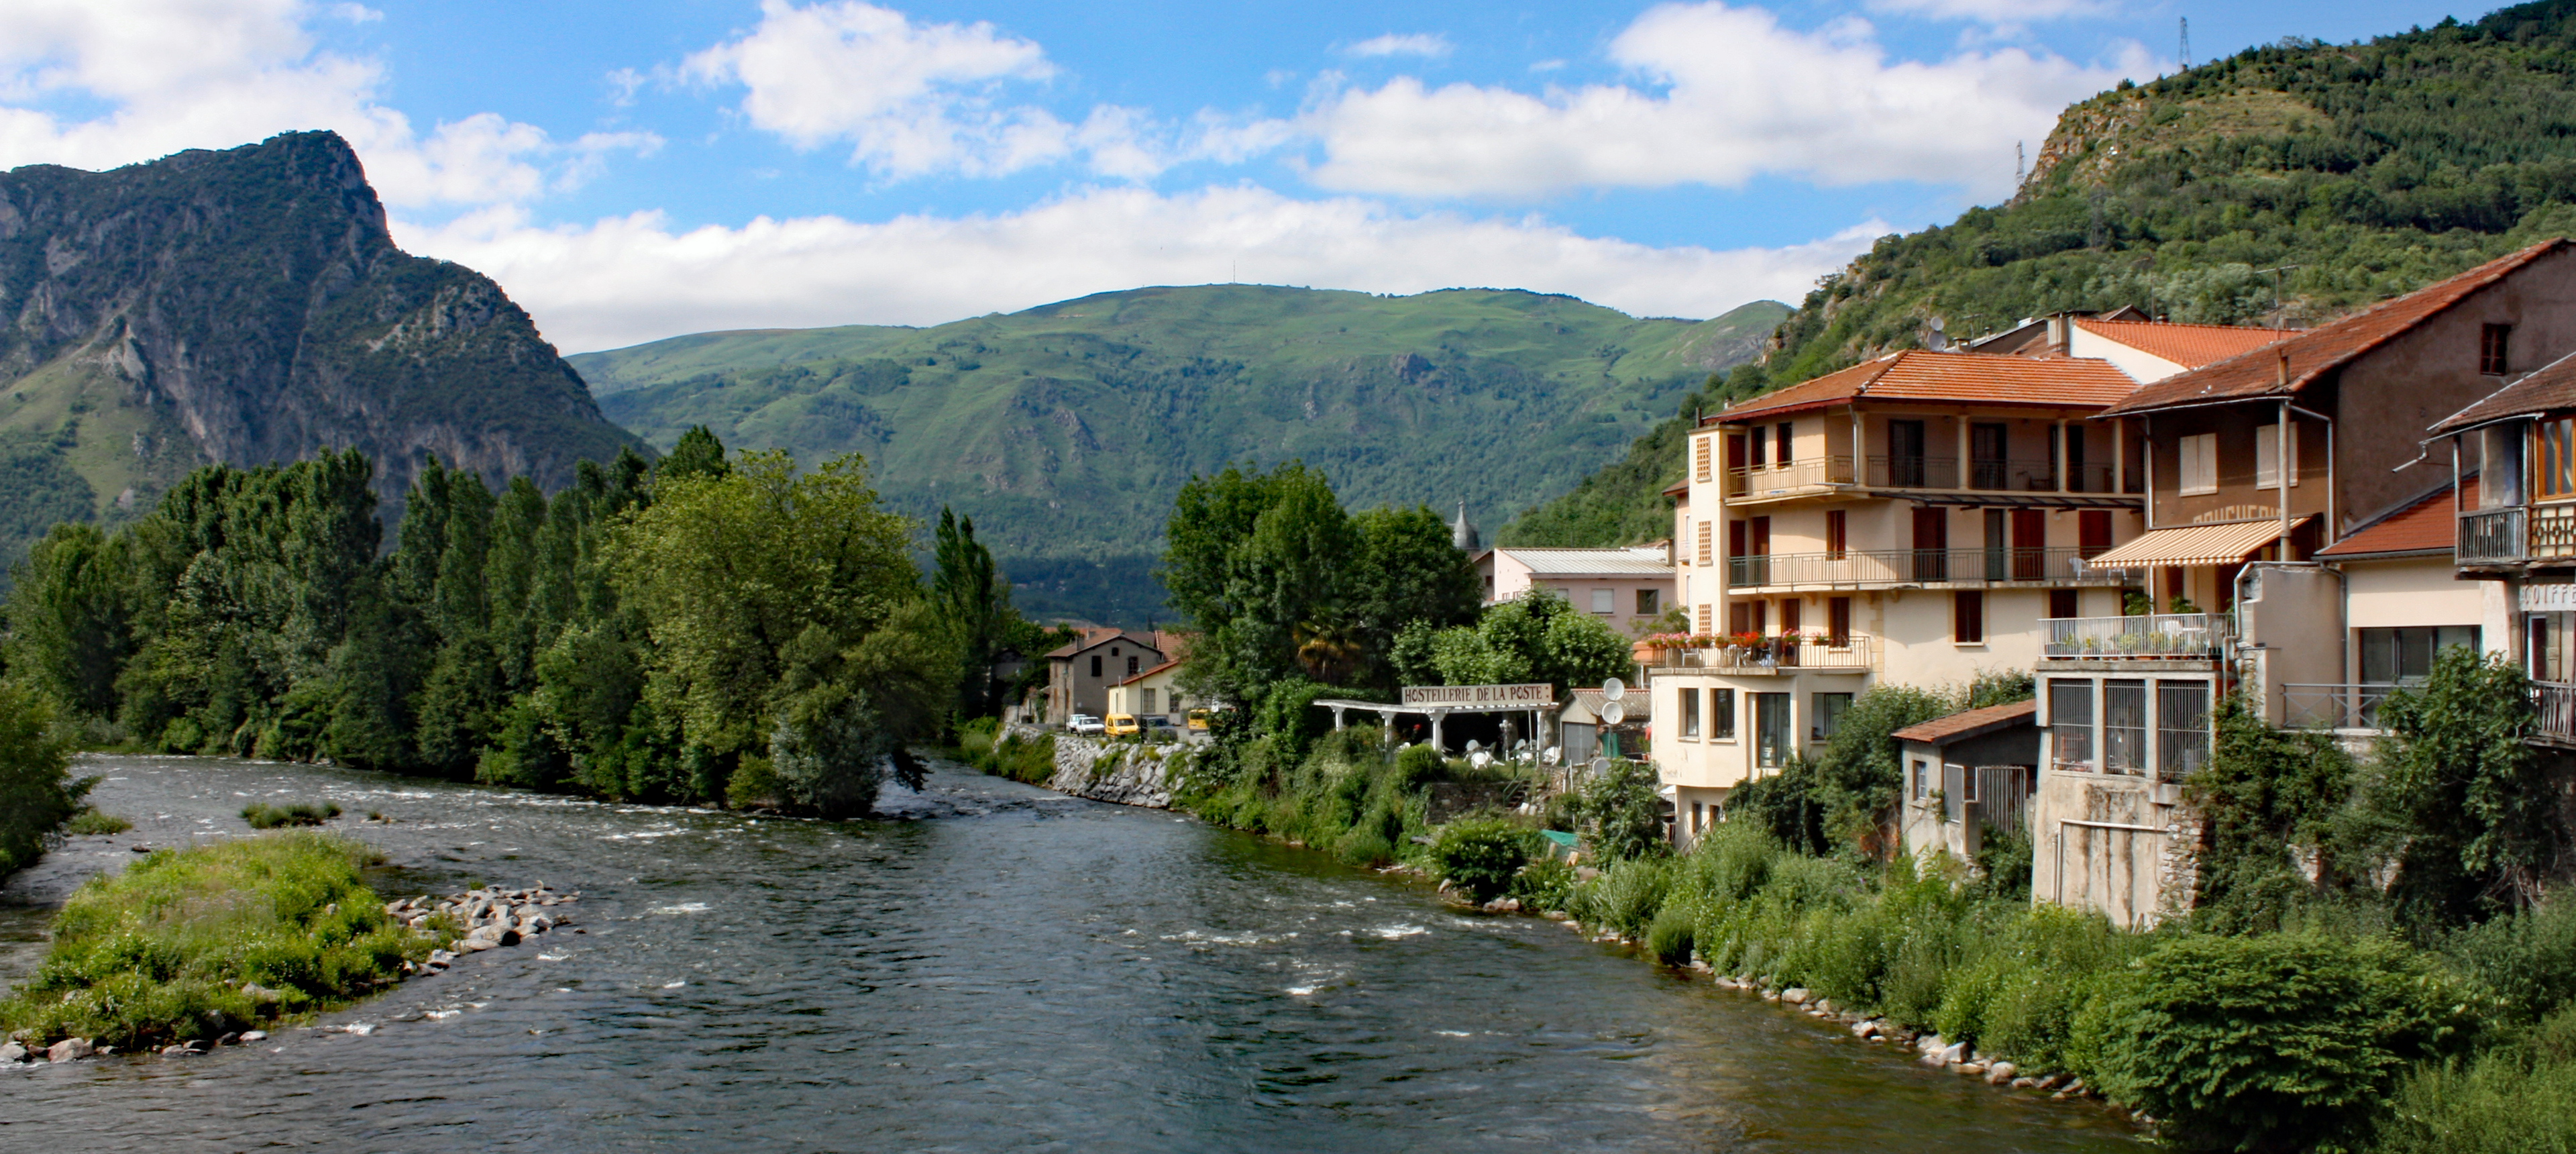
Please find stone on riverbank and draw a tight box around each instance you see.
[1985,1062,2017,1084]
[47,1038,94,1063]
[0,1041,26,1063]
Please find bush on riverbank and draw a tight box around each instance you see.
[954,718,1054,784]
[0,682,87,877]
[1428,818,1535,902]
[1,832,443,1049]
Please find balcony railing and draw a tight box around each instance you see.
[2041,613,2233,660]
[1867,455,1957,489]
[2538,681,2576,747]
[2540,505,2576,560]
[1860,457,2123,493]
[2281,683,2403,731]
[2459,507,2526,564]
[1727,547,2127,589]
[1722,456,1856,498]
[1646,637,1875,673]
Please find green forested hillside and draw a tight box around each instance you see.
[575,288,1784,623]
[1505,0,2576,547]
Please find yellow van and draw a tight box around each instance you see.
[1104,714,1140,737]
[1187,709,1214,731]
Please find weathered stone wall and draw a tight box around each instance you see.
[2029,770,2202,929]
[1003,723,1180,808]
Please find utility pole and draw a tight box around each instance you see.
[2180,17,2192,70]
[2256,264,2301,329]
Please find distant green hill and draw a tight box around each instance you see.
[1504,0,2576,548]
[574,287,1785,623]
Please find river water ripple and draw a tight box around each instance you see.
[0,755,2143,1151]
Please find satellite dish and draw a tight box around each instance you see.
[1601,678,1626,702]
[1587,756,1611,776]
[1599,700,1627,725]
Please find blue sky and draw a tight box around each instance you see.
[0,1,2491,351]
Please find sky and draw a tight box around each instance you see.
[0,0,2497,353]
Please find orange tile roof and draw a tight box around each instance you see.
[2102,240,2573,417]
[2072,317,2288,370]
[1709,350,2142,423]
[1045,627,1163,660]
[1890,698,2037,745]
[2435,349,2576,433]
[2316,478,2474,558]
[1116,658,1184,686]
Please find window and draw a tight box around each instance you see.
[1825,509,1847,560]
[2538,418,2576,500]
[2063,425,2087,490]
[1887,419,1928,486]
[2051,679,2094,768]
[2157,681,2210,778]
[2483,323,2513,375]
[1828,597,1851,647]
[1697,603,1713,633]
[1912,759,1929,800]
[1697,521,1713,566]
[1591,588,1615,614]
[1728,602,1750,635]
[1754,693,1792,768]
[1775,423,1794,465]
[1779,598,1801,637]
[1971,423,2008,489]
[1748,425,1767,468]
[1954,590,1985,644]
[1678,687,1702,737]
[1636,588,1660,615]
[2049,588,2080,620]
[2358,626,2481,682]
[2536,615,2565,683]
[1710,689,1737,739]
[1695,435,1713,482]
[2255,423,2298,488]
[2177,433,2218,495]
[1692,802,1705,835]
[1812,692,1853,741]
[2078,510,2112,558]
[2104,680,2147,774]
[1090,655,1102,678]
[1142,688,1158,715]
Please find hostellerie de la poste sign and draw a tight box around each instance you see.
[1399,683,1557,707]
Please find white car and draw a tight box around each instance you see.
[1067,714,1106,734]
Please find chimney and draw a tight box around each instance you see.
[2277,348,2292,390]
[2045,315,2070,356]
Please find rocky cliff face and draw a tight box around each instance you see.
[0,131,640,566]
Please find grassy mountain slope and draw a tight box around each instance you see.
[1503,0,2576,547]
[576,288,1784,623]
[0,132,643,578]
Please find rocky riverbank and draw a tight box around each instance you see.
[1008,724,1183,808]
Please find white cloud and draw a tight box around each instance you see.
[403,185,1880,353]
[682,0,1090,178]
[1866,0,2106,22]
[1346,34,1454,59]
[1301,1,2143,200]
[0,0,652,210]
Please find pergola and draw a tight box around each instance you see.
[1311,685,1558,757]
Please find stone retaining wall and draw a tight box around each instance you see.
[1004,723,1179,808]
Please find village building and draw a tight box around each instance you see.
[1042,628,1175,722]
[1892,700,2039,865]
[1474,545,1674,634]
[1650,349,2153,844]
[2435,335,2576,751]
[1106,658,1189,725]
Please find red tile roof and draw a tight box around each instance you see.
[1709,350,2141,423]
[2073,317,2288,370]
[1662,478,1690,497]
[1044,627,1165,660]
[2315,478,2475,559]
[1116,658,1184,686]
[1890,698,2037,745]
[2435,349,2576,433]
[2102,240,2573,417]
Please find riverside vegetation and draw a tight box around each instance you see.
[0,428,1055,829]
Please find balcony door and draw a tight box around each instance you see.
[1972,423,2008,490]
[1888,419,1927,487]
[1912,506,1948,582]
[2013,509,2047,580]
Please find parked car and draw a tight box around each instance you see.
[1144,717,1181,740]
[1187,709,1214,731]
[1104,714,1140,737]
[1067,714,1105,735]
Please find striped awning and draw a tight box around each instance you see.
[2087,517,2314,569]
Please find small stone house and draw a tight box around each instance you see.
[1892,700,2039,865]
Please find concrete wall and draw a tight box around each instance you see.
[2242,564,2347,721]
[2029,769,2199,929]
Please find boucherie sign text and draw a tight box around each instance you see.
[1399,683,1557,706]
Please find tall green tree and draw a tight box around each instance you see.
[1164,462,1356,702]
[2370,646,2559,920]
[3,523,133,719]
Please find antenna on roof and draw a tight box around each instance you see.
[2180,17,2192,69]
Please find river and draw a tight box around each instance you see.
[0,755,2142,1151]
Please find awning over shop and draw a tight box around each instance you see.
[2087,516,2314,569]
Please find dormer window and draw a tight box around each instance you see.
[2483,323,2512,375]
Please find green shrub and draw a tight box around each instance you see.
[725,754,782,809]
[1575,854,1675,938]
[1392,743,1446,790]
[2374,1004,2576,1154]
[0,832,442,1048]
[1568,757,1668,863]
[2445,895,2576,1024]
[1509,855,1576,910]
[1430,817,1533,902]
[63,808,131,836]
[240,801,341,829]
[0,682,85,876]
[2093,933,2473,1151]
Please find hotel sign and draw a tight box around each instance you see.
[1400,683,1557,706]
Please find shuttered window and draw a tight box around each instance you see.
[1695,435,1712,482]
[2178,433,2218,496]
[2255,423,2298,488]
[1697,521,1713,566]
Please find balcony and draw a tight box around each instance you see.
[2538,681,2576,749]
[1861,457,2124,493]
[2281,683,2402,731]
[1645,636,1875,674]
[1722,456,1856,499]
[1727,547,2127,590]
[2041,613,2233,660]
[2462,503,2576,566]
